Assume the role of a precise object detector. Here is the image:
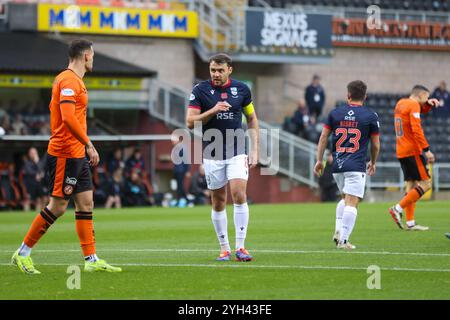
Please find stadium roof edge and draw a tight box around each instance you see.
[0,32,157,77]
[194,43,332,65]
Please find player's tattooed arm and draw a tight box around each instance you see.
[367,135,380,176]
[86,141,100,167]
[314,127,331,177]
[186,102,230,129]
[246,111,259,168]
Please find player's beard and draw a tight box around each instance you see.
[213,77,227,86]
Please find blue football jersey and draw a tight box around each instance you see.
[324,104,380,173]
[188,79,253,160]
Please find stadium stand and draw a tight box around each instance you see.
[0,145,157,210]
[248,0,450,12]
[335,93,450,164]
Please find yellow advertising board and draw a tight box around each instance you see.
[38,4,198,38]
[37,4,199,38]
[0,74,142,90]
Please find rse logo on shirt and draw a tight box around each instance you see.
[187,79,254,159]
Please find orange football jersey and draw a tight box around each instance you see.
[394,98,429,158]
[47,69,89,158]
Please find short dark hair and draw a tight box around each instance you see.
[68,39,93,60]
[208,53,232,66]
[411,85,429,95]
[347,80,367,101]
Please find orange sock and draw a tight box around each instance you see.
[24,207,58,248]
[399,186,425,209]
[75,211,96,256]
[405,202,416,223]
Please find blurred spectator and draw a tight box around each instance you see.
[105,167,124,209]
[305,74,325,120]
[282,116,297,134]
[303,116,321,143]
[123,169,151,207]
[431,81,450,118]
[318,151,338,202]
[92,162,108,205]
[282,98,322,143]
[11,114,29,135]
[125,148,145,174]
[172,139,190,206]
[108,148,125,174]
[189,165,210,205]
[0,162,21,209]
[22,147,47,211]
[38,122,51,135]
[291,98,310,135]
[0,113,12,134]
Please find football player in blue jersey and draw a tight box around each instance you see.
[186,53,259,261]
[314,80,380,249]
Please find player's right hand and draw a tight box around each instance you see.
[367,161,376,176]
[86,142,100,167]
[426,98,440,108]
[313,161,324,177]
[425,150,435,164]
[211,101,231,114]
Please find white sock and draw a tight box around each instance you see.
[406,220,415,228]
[395,204,403,213]
[340,206,358,242]
[234,203,249,250]
[335,199,345,233]
[211,209,230,252]
[18,242,32,257]
[84,254,99,262]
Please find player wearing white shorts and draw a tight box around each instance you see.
[186,53,259,261]
[314,80,380,249]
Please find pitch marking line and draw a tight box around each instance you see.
[1,262,449,273]
[0,248,449,257]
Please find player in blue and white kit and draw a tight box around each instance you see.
[186,53,259,261]
[314,80,380,249]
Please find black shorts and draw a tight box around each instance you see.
[398,155,430,181]
[47,153,93,200]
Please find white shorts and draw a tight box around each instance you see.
[332,171,367,199]
[203,154,249,190]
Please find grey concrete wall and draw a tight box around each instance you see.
[284,47,450,120]
[47,34,196,91]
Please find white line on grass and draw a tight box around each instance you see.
[1,262,449,273]
[1,248,449,257]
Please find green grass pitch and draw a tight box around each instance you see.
[0,201,449,300]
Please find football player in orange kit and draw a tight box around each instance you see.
[11,39,121,274]
[388,85,440,231]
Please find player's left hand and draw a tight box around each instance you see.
[426,98,440,107]
[313,161,324,177]
[366,161,376,176]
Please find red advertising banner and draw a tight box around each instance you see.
[332,18,450,51]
